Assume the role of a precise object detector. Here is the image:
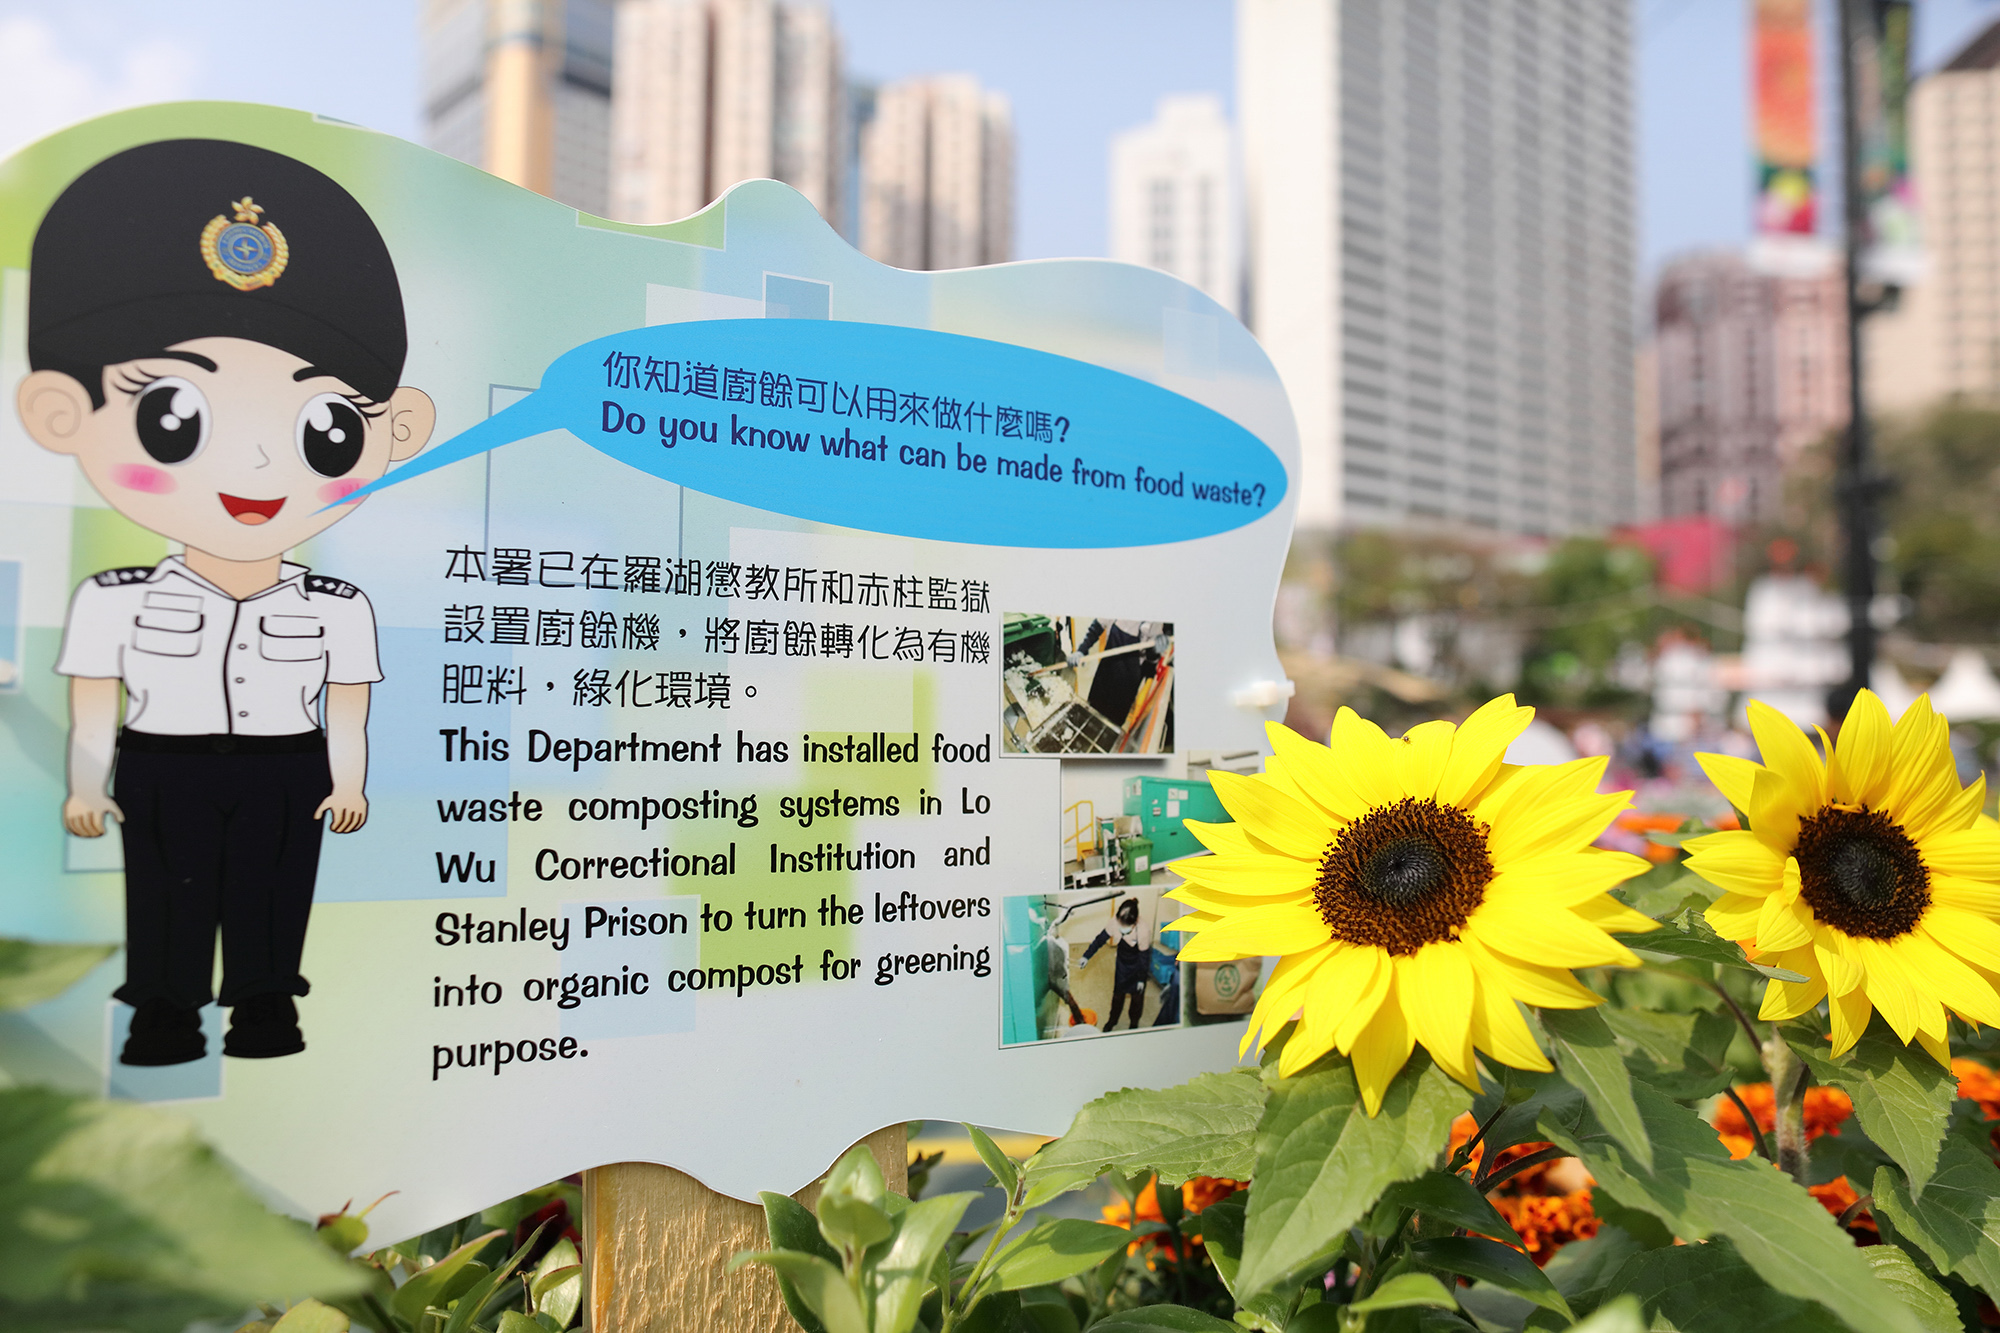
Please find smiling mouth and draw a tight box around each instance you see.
[220,493,286,525]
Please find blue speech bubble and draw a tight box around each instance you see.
[346,318,1287,548]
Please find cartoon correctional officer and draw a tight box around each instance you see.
[15,140,434,1065]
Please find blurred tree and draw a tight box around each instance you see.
[1521,538,1657,706]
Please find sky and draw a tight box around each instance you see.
[3,0,1999,273]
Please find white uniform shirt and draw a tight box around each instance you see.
[54,556,382,737]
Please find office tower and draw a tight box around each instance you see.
[1109,95,1240,316]
[1868,19,2000,411]
[422,0,616,215]
[1238,0,1637,534]
[859,76,1013,270]
[1653,251,1849,522]
[609,0,847,229]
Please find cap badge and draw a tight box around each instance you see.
[200,197,289,291]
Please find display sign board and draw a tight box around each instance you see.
[0,104,1296,1240]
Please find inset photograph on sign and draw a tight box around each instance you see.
[1000,886,1178,1044]
[999,613,1174,754]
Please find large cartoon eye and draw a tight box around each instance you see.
[134,378,209,464]
[296,393,368,478]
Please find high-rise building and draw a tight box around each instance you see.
[609,0,847,229]
[1109,95,1240,315]
[422,0,616,215]
[1653,251,1848,522]
[859,76,1013,270]
[1867,19,2000,411]
[1238,0,1638,535]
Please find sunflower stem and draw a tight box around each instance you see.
[1723,1086,1775,1164]
[1477,1145,1568,1194]
[1761,1027,1811,1184]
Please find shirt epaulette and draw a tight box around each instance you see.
[92,566,155,587]
[304,575,359,598]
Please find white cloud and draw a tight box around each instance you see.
[0,13,201,162]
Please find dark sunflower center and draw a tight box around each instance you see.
[1793,805,1929,940]
[1315,797,1494,955]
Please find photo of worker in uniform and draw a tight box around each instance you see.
[1079,896,1149,1030]
[15,139,436,1066]
[1000,612,1173,754]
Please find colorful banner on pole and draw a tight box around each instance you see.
[1754,0,1818,238]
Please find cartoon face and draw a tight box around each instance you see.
[16,336,433,560]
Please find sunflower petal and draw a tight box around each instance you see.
[1755,878,1816,953]
[1349,975,1416,1116]
[1266,721,1372,821]
[1882,696,1953,825]
[1911,775,1989,845]
[1757,950,1828,1020]
[1696,752,1766,815]
[1187,820,1258,857]
[1925,825,2000,880]
[1484,849,1652,908]
[1333,949,1395,1050]
[1932,874,2000,916]
[1394,720,1457,803]
[1471,899,1640,968]
[1706,892,1765,942]
[1747,698,1827,810]
[1437,696,1535,808]
[1683,829,1788,898]
[1330,707,1403,808]
[1855,937,1926,1044]
[1924,905,2000,972]
[1469,756,1606,832]
[1891,931,2000,1027]
[1570,895,1661,934]
[1208,770,1334,862]
[1747,765,1812,856]
[1398,944,1479,1092]
[1917,1027,1953,1067]
[1813,929,1867,997]
[1471,981,1552,1072]
[1829,986,1874,1056]
[1833,689,1894,807]
[1248,945,1338,1059]
[1460,933,1603,1008]
[1487,789,1631,864]
[1292,944,1386,1061]
[1175,900,1332,959]
[1174,853,1319,896]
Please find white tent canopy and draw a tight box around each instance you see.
[1927,649,2000,722]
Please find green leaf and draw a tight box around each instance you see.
[1788,1016,1956,1199]
[1410,1236,1570,1317]
[1616,868,1716,917]
[963,1123,1020,1195]
[1600,1238,1854,1332]
[442,1221,550,1333]
[0,1087,363,1333]
[0,938,117,1011]
[731,1251,867,1333]
[1540,1006,1652,1173]
[392,1230,503,1328]
[1871,1140,2000,1298]
[758,1192,839,1333]
[1861,1245,1963,1333]
[1373,1170,1513,1241]
[1564,1294,1647,1333]
[1625,909,1810,982]
[822,1143,888,1206]
[818,1192,894,1255]
[497,1314,546,1333]
[1350,1271,1460,1313]
[1535,1078,1923,1333]
[870,1191,977,1333]
[1081,1308,1241,1331]
[269,1299,349,1333]
[315,1213,368,1256]
[1236,1048,1472,1299]
[1601,1006,1738,1101]
[980,1218,1135,1293]
[529,1236,582,1329]
[1021,1069,1262,1206]
[1542,1225,1653,1309]
[1178,1191,1296,1331]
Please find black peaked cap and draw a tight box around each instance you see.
[28,138,406,403]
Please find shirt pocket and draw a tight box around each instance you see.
[131,605,204,657]
[259,614,326,662]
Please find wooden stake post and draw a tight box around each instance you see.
[583,1125,908,1331]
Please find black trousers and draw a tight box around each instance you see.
[112,732,330,1010]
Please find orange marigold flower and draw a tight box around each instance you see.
[1100,1175,1247,1260]
[1713,1084,1854,1160]
[1807,1175,1875,1233]
[1492,1190,1600,1265]
[1954,1058,2000,1120]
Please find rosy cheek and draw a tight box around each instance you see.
[319,478,367,504]
[111,464,176,495]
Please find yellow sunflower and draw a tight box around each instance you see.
[1688,692,2000,1063]
[1167,697,1655,1114]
